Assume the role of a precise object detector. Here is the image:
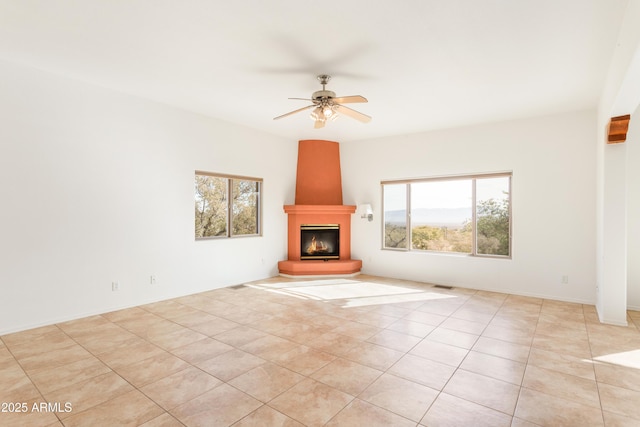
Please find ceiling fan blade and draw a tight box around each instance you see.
[335,104,372,123]
[273,104,315,120]
[333,95,368,104]
[314,120,325,129]
[288,97,313,101]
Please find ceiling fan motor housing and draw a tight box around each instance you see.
[312,90,336,103]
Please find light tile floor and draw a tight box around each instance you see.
[2,275,640,426]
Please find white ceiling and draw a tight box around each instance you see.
[0,0,630,142]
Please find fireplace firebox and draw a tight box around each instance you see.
[300,224,340,260]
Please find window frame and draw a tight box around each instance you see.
[195,171,262,240]
[381,172,512,258]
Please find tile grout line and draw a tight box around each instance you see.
[584,304,607,426]
[510,294,544,425]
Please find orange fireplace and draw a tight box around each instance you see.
[278,140,362,276]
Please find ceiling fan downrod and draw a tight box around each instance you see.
[317,74,331,90]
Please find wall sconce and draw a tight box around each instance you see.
[359,204,373,222]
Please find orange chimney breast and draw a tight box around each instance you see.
[294,140,343,205]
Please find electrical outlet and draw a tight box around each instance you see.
[150,275,156,285]
[112,281,119,291]
[561,275,569,284]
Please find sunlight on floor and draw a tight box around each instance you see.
[248,278,458,308]
[593,349,640,370]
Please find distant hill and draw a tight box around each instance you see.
[385,208,471,227]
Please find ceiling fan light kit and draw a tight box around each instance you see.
[274,74,371,128]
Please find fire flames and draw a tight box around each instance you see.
[307,235,329,254]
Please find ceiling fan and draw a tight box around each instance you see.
[273,74,371,129]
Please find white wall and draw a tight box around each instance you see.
[595,0,640,323]
[627,103,640,310]
[342,111,597,303]
[0,60,296,334]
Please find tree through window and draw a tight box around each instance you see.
[195,172,261,239]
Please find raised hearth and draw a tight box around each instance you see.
[277,259,363,276]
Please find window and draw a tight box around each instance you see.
[383,183,408,249]
[382,173,511,257]
[194,171,261,239]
